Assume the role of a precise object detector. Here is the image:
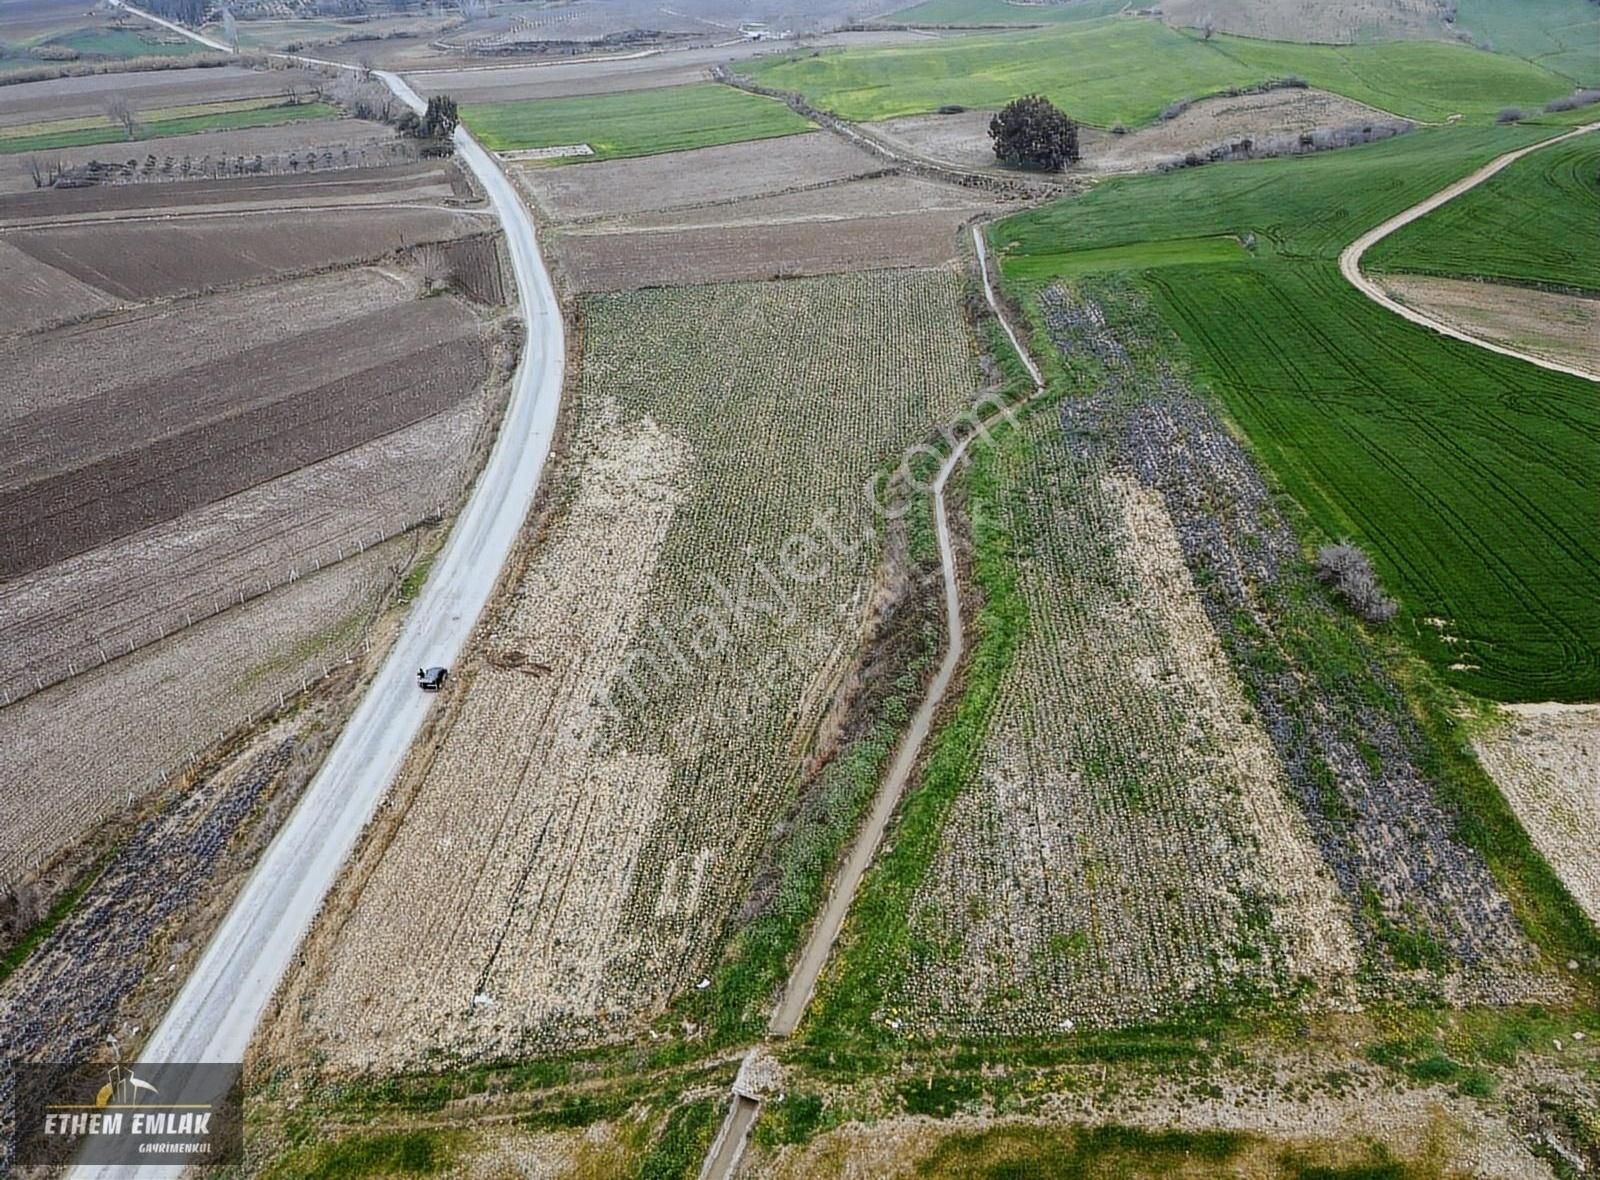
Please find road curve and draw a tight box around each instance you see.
[1339,121,1600,383]
[73,12,564,1180]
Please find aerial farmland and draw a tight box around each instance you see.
[3,0,1599,1176]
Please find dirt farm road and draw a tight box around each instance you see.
[73,14,565,1180]
[1340,120,1600,383]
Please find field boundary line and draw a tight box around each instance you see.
[1340,120,1600,383]
[698,224,1047,1180]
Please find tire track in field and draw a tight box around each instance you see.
[1340,120,1600,383]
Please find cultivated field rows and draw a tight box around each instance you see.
[517,134,888,222]
[1041,280,1549,995]
[0,63,333,127]
[906,419,1357,1035]
[0,117,406,194]
[0,157,461,228]
[0,399,480,704]
[0,728,301,1175]
[2,204,488,301]
[512,119,1009,290]
[872,276,1564,1042]
[285,269,984,1067]
[0,290,488,578]
[554,210,988,290]
[0,536,411,889]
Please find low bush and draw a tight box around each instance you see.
[1315,541,1399,623]
[1544,89,1600,113]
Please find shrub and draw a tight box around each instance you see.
[1160,97,1191,121]
[1315,541,1399,623]
[1544,89,1600,113]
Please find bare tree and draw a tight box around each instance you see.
[282,82,301,106]
[1200,12,1216,39]
[27,155,45,188]
[105,96,137,139]
[1316,541,1398,623]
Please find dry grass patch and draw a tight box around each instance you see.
[1380,274,1600,375]
[865,88,1402,176]
[1475,704,1600,926]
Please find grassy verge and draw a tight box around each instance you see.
[461,83,813,161]
[800,420,1028,1053]
[0,863,102,988]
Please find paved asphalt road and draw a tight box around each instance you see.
[71,15,565,1178]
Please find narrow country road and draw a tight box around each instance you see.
[73,11,565,1179]
[699,227,1044,1180]
[1339,120,1600,383]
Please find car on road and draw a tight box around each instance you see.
[417,666,448,692]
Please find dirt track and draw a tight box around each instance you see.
[1340,121,1600,383]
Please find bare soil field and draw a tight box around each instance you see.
[866,87,1399,175]
[517,133,883,221]
[1380,274,1600,375]
[1,204,486,299]
[0,292,486,578]
[277,268,982,1069]
[0,116,402,193]
[608,174,998,232]
[413,32,940,105]
[0,158,461,225]
[554,207,984,289]
[0,236,113,333]
[1475,704,1600,926]
[0,535,408,889]
[0,62,332,127]
[0,399,482,704]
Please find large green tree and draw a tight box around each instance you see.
[989,94,1079,171]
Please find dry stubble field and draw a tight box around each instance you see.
[515,128,1008,289]
[1475,704,1600,926]
[279,267,984,1068]
[866,87,1403,176]
[1379,274,1600,374]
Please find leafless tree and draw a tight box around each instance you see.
[1316,541,1398,623]
[105,96,137,139]
[1200,12,1215,39]
[283,82,301,106]
[27,155,45,188]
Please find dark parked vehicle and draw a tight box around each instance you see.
[418,666,448,692]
